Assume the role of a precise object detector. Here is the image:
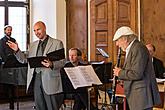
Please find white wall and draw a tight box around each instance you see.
[30,0,66,48]
[56,0,66,47]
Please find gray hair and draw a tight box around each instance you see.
[123,34,137,44]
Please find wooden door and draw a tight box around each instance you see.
[90,0,113,62]
[113,0,138,63]
[90,0,138,64]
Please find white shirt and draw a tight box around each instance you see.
[125,39,136,59]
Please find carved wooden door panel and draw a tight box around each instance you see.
[113,0,137,63]
[90,0,113,62]
[90,0,137,64]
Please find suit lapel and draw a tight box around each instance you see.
[43,37,53,55]
[30,41,40,57]
[123,40,138,67]
[31,37,53,56]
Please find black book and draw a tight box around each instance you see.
[46,48,65,61]
[28,48,65,68]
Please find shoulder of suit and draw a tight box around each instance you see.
[48,36,62,42]
[0,37,7,43]
[0,36,6,41]
[29,40,38,48]
[32,40,38,44]
[64,62,74,67]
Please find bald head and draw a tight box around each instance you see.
[33,21,47,40]
[146,43,155,56]
[34,21,46,29]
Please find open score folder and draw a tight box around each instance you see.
[64,65,102,89]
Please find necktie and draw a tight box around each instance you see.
[37,41,44,56]
[35,41,44,73]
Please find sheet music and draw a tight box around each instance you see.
[64,65,102,89]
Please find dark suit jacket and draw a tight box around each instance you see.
[119,39,161,110]
[0,36,16,62]
[153,57,165,78]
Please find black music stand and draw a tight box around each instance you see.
[92,62,112,84]
[92,62,112,109]
[96,48,111,110]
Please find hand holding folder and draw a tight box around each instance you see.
[28,48,65,68]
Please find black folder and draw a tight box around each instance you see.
[46,48,65,61]
[28,48,65,68]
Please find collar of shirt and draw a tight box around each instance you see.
[4,35,10,40]
[125,38,136,59]
[42,36,48,43]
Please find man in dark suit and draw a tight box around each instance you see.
[61,48,88,110]
[113,26,161,110]
[146,43,165,78]
[7,21,65,110]
[0,25,16,62]
[0,25,16,109]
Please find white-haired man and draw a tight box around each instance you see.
[113,26,161,110]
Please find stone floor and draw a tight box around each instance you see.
[0,100,73,110]
[0,101,35,110]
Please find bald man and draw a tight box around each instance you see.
[7,21,65,110]
[146,44,165,78]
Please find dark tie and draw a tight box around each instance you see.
[35,41,44,73]
[37,41,44,56]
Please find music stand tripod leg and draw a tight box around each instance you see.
[88,87,92,110]
[16,85,19,110]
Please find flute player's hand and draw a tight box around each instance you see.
[113,67,122,76]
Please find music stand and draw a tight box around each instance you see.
[92,62,112,110]
[96,48,111,109]
[92,63,112,83]
[96,48,109,58]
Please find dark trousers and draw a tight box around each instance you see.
[73,91,88,110]
[4,84,15,109]
[34,73,64,110]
